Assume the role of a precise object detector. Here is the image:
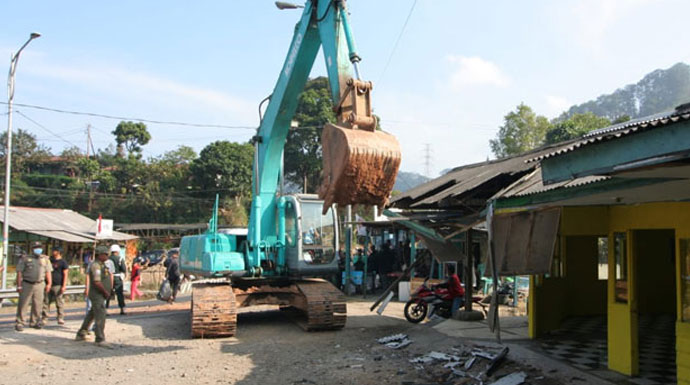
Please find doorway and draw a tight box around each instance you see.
[633,229,676,383]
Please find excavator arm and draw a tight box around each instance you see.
[248,0,401,267]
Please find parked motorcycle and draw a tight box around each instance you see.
[404,279,488,323]
[404,279,453,323]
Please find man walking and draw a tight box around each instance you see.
[106,244,127,315]
[42,247,69,325]
[166,250,181,303]
[75,246,112,347]
[15,242,52,331]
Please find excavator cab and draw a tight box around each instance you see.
[319,79,402,213]
[282,194,339,277]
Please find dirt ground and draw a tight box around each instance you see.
[0,296,574,385]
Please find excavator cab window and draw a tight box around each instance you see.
[300,201,336,265]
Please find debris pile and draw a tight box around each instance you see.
[387,336,529,385]
[377,333,413,349]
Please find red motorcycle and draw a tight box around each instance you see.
[404,279,488,323]
[404,279,454,323]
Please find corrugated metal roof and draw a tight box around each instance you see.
[494,167,610,199]
[28,230,95,243]
[528,106,690,163]
[391,139,577,209]
[0,206,137,242]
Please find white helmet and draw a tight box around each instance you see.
[110,244,121,254]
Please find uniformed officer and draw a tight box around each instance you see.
[106,244,127,315]
[15,242,52,331]
[75,246,112,347]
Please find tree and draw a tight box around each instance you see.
[0,128,51,174]
[161,145,197,165]
[284,77,336,193]
[190,141,254,197]
[490,104,551,158]
[544,112,611,144]
[112,121,151,157]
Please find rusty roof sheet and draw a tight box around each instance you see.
[494,167,610,199]
[528,106,690,163]
[390,140,577,209]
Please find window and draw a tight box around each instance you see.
[614,232,628,303]
[680,239,690,322]
[597,237,609,280]
[300,201,336,265]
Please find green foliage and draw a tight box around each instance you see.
[490,103,551,158]
[161,145,197,165]
[0,128,51,174]
[544,112,611,144]
[112,121,151,156]
[190,141,254,197]
[219,197,249,227]
[77,157,100,179]
[284,77,336,193]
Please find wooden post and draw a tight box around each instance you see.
[465,229,473,312]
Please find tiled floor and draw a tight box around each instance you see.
[537,315,676,385]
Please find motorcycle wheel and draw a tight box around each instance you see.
[404,301,428,323]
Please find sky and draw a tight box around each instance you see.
[2,0,689,177]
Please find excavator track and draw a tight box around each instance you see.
[191,280,237,338]
[294,279,347,331]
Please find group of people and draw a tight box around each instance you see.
[14,242,183,348]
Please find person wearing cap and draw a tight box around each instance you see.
[15,241,52,331]
[105,244,127,315]
[41,246,69,325]
[76,245,112,347]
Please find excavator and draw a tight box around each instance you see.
[179,0,401,337]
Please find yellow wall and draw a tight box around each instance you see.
[529,235,607,337]
[679,322,690,385]
[527,202,690,381]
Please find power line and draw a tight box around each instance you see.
[14,110,82,149]
[0,101,257,130]
[377,0,418,85]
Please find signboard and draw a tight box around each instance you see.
[96,218,113,238]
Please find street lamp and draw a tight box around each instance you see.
[2,32,41,290]
[275,1,304,10]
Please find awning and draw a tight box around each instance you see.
[488,207,561,275]
[26,230,94,243]
[417,234,465,263]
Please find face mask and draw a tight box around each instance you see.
[33,248,43,255]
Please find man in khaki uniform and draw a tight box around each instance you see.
[15,241,52,331]
[75,246,112,347]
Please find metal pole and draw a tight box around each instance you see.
[2,33,40,290]
[2,57,14,290]
[345,204,352,294]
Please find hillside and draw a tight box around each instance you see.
[560,62,690,120]
[394,171,429,192]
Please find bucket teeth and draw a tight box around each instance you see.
[319,123,402,213]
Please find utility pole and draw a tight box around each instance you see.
[423,143,433,178]
[86,124,92,158]
[2,32,41,290]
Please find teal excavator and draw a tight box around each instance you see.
[179,0,401,337]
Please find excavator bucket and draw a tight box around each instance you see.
[319,123,402,213]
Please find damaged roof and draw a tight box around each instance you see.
[529,103,690,163]
[390,140,576,211]
[493,167,610,199]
